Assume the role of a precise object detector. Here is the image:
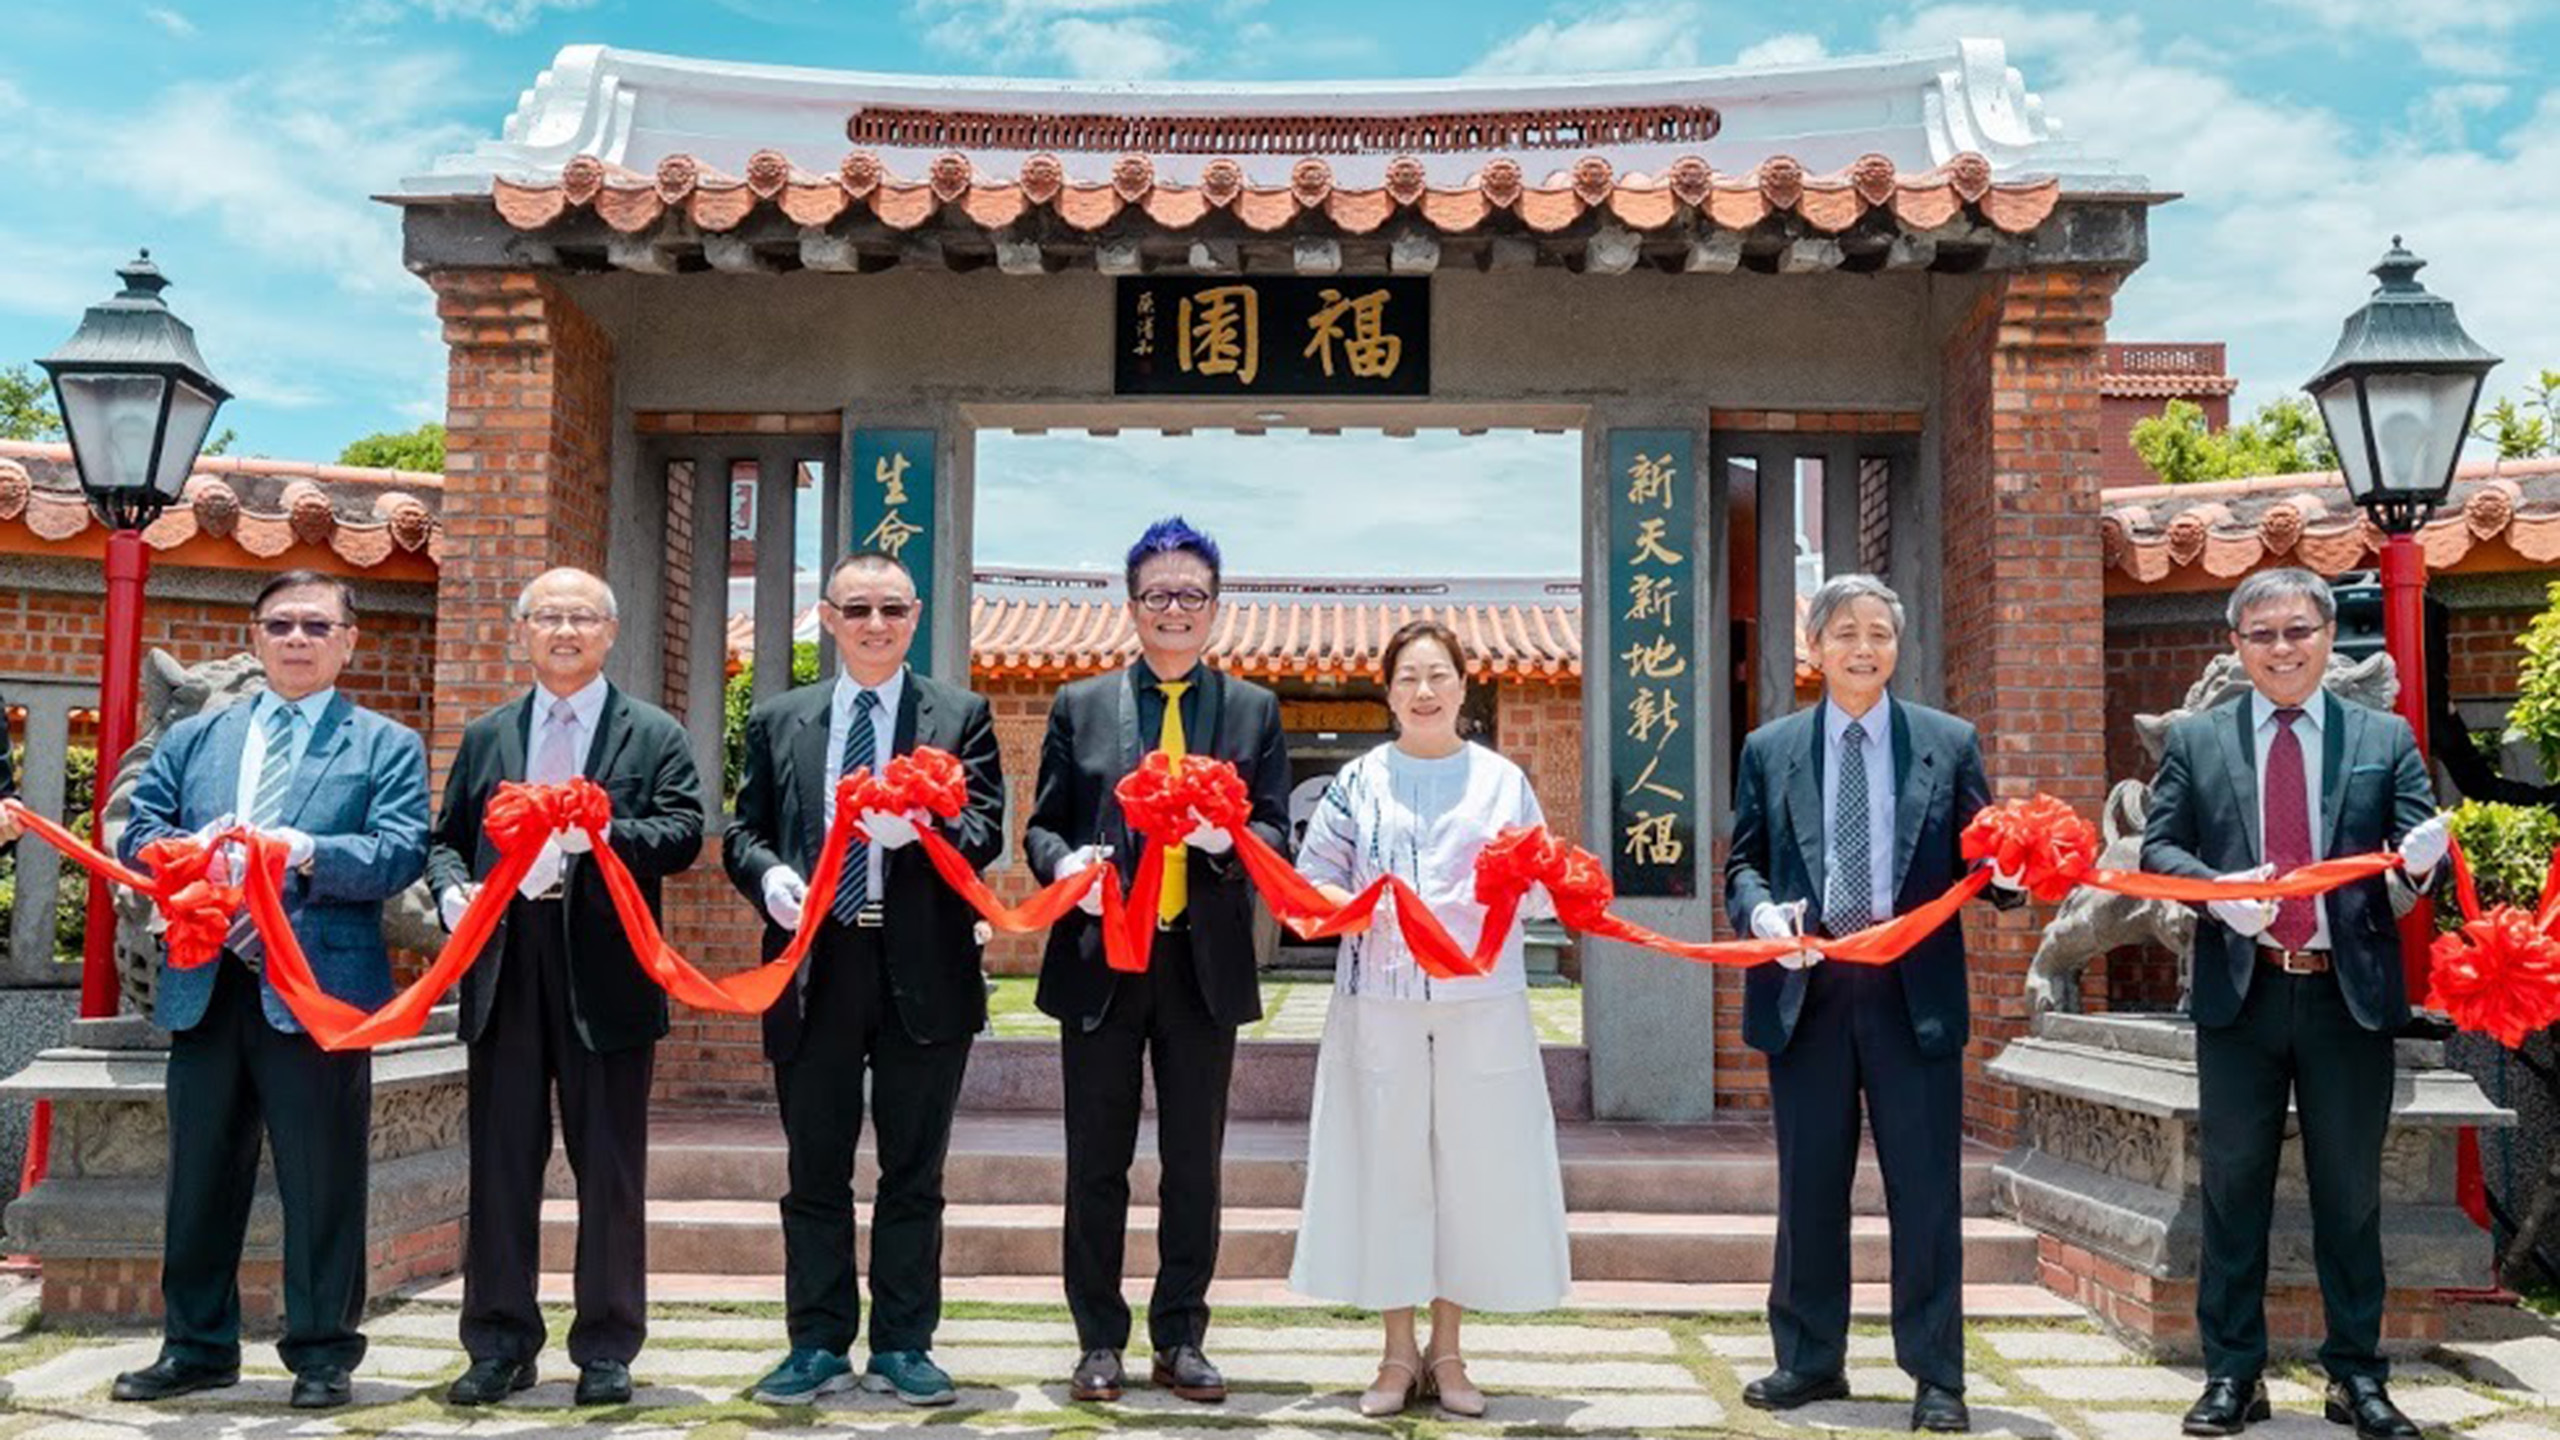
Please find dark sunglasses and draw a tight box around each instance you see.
[2237,622,2327,649]
[255,617,347,639]
[826,599,916,622]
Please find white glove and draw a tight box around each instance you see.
[1184,818,1234,855]
[762,866,809,930]
[2397,814,2451,879]
[1990,858,2027,893]
[556,823,593,855]
[438,885,478,932]
[1060,844,1112,917]
[0,803,21,845]
[2208,865,2278,939]
[972,919,994,947]
[860,809,921,851]
[1751,900,1822,970]
[517,839,563,900]
[192,814,239,883]
[262,826,316,871]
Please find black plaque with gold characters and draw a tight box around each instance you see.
[1606,430,1696,897]
[1115,277,1429,396]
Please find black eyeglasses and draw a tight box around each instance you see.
[2237,622,2328,649]
[256,617,347,639]
[826,599,916,622]
[1136,588,1213,613]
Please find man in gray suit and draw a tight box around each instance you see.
[112,569,430,1410]
[2142,567,2448,1440]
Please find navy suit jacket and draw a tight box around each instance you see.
[121,693,430,1034]
[1723,697,2000,1061]
[2139,692,2433,1032]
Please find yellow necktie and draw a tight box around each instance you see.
[1156,680,1191,924]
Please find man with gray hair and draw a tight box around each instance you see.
[1725,572,2019,1433]
[428,566,706,1407]
[2143,566,2448,1440]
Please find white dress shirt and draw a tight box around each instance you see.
[234,687,334,821]
[527,675,610,781]
[2250,688,2331,949]
[823,666,907,898]
[1820,693,1898,925]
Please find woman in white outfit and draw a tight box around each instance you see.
[1290,618,1571,1419]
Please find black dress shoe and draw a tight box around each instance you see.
[2326,1376,2420,1440]
[2182,1375,2271,1436]
[1913,1379,1971,1433]
[446,1356,536,1406]
[575,1359,633,1406]
[1069,1348,1123,1402]
[1152,1344,1226,1403]
[1743,1369,1851,1411]
[110,1355,239,1402]
[290,1365,354,1409]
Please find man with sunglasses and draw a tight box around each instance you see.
[724,548,1004,1407]
[429,568,705,1407]
[1024,516,1291,1405]
[113,569,429,1410]
[2143,567,2450,1440]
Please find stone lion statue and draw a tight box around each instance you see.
[102,649,444,1016]
[2023,648,2400,1014]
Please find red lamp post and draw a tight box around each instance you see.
[24,253,229,1186]
[2305,238,2499,1232]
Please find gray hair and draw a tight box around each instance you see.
[513,567,620,622]
[2225,567,2334,631]
[1803,573,1906,647]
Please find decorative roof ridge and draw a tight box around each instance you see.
[0,439,446,491]
[2100,455,2560,506]
[0,448,442,570]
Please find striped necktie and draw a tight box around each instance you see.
[227,703,303,966]
[831,689,882,924]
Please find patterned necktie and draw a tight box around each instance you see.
[1826,718,1873,935]
[831,689,881,924]
[228,703,303,965]
[530,697,580,785]
[1156,679,1192,924]
[2265,706,2318,949]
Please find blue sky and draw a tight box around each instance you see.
[3,0,2556,574]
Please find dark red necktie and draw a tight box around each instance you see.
[2265,706,2317,950]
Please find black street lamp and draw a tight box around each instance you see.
[37,252,230,1022]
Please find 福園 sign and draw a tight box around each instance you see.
[1116,277,1429,397]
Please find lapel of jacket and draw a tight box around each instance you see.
[280,694,355,830]
[790,684,833,865]
[2219,696,2262,863]
[199,704,251,825]
[1195,665,1227,757]
[1890,701,1938,897]
[2321,691,2353,852]
[1116,666,1144,777]
[1784,707,1827,903]
[894,668,927,757]
[583,684,637,785]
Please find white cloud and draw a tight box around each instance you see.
[365,0,596,31]
[0,78,25,115]
[143,6,196,36]
[2407,82,2511,147]
[1734,32,1828,67]
[912,0,1190,78]
[2264,0,2536,76]
[1470,1,1707,76]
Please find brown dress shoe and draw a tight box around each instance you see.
[1069,1348,1123,1402]
[1151,1344,1226,1403]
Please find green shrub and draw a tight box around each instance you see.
[0,743,101,961]
[722,641,821,801]
[2443,800,2560,926]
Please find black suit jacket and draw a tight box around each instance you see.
[2140,692,2433,1033]
[428,684,706,1054]
[1023,663,1290,1029]
[722,669,1004,1058]
[1724,698,2002,1061]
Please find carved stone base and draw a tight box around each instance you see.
[0,1011,469,1326]
[1990,1012,2510,1359]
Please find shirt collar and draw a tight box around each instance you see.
[254,687,334,729]
[2251,689,2326,732]
[1823,691,1891,748]
[534,675,610,730]
[1135,661,1207,694]
[834,666,905,720]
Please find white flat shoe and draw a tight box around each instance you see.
[1358,1357,1420,1418]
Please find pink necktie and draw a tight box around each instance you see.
[2264,707,2316,950]
[532,698,579,786]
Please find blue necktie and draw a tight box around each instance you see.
[831,690,881,924]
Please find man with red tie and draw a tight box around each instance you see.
[2142,567,2450,1440]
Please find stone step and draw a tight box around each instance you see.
[538,1199,2045,1285]
[956,1036,1594,1121]
[552,1114,2005,1216]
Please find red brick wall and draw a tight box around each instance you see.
[1941,269,2122,1144]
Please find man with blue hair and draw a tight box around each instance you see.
[1025,516,1292,1405]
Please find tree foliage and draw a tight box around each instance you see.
[338,423,445,472]
[0,364,63,442]
[723,641,821,800]
[2130,398,2342,485]
[2475,370,2560,461]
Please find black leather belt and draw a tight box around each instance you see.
[2258,946,2331,975]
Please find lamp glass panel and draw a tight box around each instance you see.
[153,379,221,500]
[54,374,167,496]
[2312,376,2374,501]
[2361,371,2476,500]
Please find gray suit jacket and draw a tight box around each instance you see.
[121,694,430,1034]
[2139,692,2433,1032]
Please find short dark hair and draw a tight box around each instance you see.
[1382,617,1467,683]
[825,548,916,596]
[1124,516,1222,598]
[252,569,358,623]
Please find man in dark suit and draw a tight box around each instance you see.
[724,548,1004,1407]
[1023,516,1290,1405]
[428,567,705,1408]
[1725,573,2016,1434]
[113,569,429,1410]
[2143,567,2447,1440]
